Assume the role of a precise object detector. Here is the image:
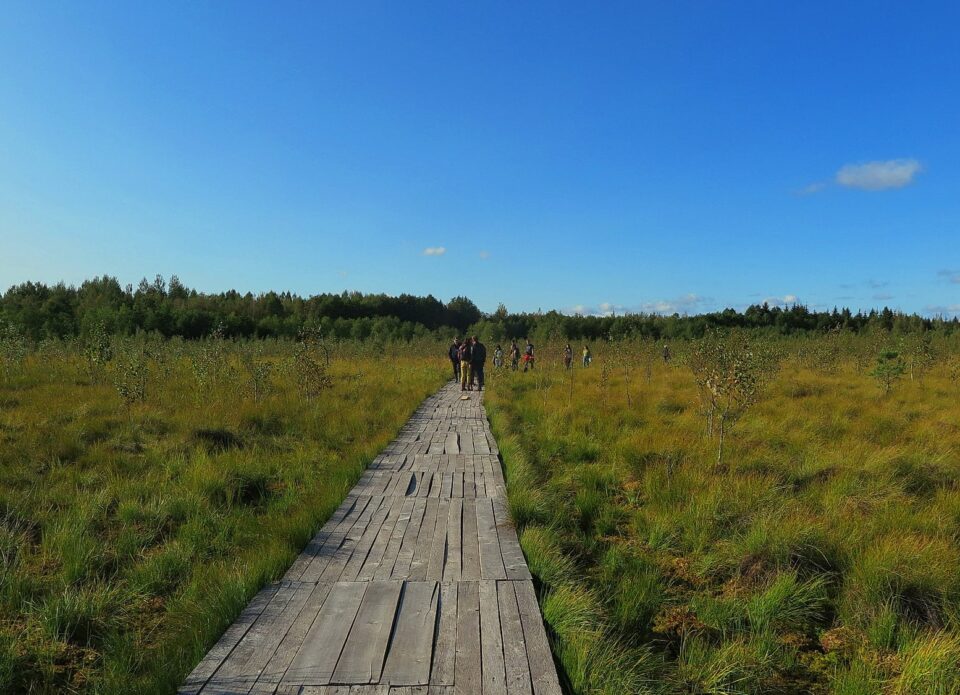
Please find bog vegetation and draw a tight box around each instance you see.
[486,330,960,694]
[0,330,444,693]
[4,278,960,694]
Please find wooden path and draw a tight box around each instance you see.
[181,383,562,695]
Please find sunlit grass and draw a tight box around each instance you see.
[0,339,445,693]
[487,340,960,694]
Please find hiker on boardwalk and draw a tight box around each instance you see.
[449,337,462,380]
[493,344,504,368]
[471,336,487,391]
[458,338,473,390]
[522,338,535,372]
[582,345,592,367]
[509,340,521,371]
[563,344,573,369]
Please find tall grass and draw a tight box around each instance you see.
[0,337,445,693]
[486,335,960,694]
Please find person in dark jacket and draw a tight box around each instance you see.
[470,336,487,391]
[458,338,473,391]
[449,337,462,381]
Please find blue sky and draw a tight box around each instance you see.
[1,1,958,316]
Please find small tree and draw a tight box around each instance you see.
[0,320,28,380]
[82,321,113,381]
[689,330,777,466]
[870,349,906,394]
[241,342,273,403]
[112,339,149,408]
[294,327,332,401]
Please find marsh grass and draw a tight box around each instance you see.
[0,338,444,693]
[486,336,960,694]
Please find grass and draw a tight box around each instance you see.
[0,337,445,693]
[485,337,960,694]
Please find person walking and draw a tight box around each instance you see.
[449,337,462,381]
[522,338,535,372]
[563,344,573,369]
[493,344,504,368]
[509,340,521,371]
[471,336,487,391]
[458,338,473,391]
[662,343,672,363]
[582,345,592,367]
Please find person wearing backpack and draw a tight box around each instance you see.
[458,338,473,391]
[471,336,487,391]
[522,338,535,372]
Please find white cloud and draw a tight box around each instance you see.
[423,246,446,256]
[640,293,706,315]
[479,250,490,260]
[835,158,922,191]
[872,293,894,301]
[763,294,799,307]
[796,182,826,196]
[926,304,960,316]
[937,269,960,284]
[566,294,706,317]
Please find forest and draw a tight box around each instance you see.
[1,275,956,344]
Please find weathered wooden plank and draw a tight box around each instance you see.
[255,582,335,693]
[331,581,403,684]
[301,496,374,583]
[180,584,279,694]
[498,581,533,695]
[444,432,459,455]
[480,581,507,695]
[356,496,406,582]
[339,498,395,582]
[454,582,481,695]
[452,472,463,499]
[460,498,481,581]
[429,583,457,687]
[320,497,384,582]
[514,582,562,695]
[392,498,427,579]
[426,499,450,582]
[380,582,440,685]
[285,582,366,685]
[374,499,415,580]
[409,498,440,582]
[492,498,531,581]
[284,496,359,582]
[443,499,462,582]
[477,498,507,580]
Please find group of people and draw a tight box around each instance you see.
[449,336,541,390]
[449,336,488,391]
[448,339,673,387]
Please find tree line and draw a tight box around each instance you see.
[1,275,957,342]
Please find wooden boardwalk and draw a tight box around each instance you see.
[181,383,562,695]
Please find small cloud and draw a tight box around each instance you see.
[835,158,922,191]
[796,182,827,196]
[926,303,960,317]
[867,280,889,289]
[337,270,348,279]
[423,246,446,256]
[937,269,960,284]
[872,293,894,301]
[640,293,706,315]
[479,250,490,260]
[763,294,799,307]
